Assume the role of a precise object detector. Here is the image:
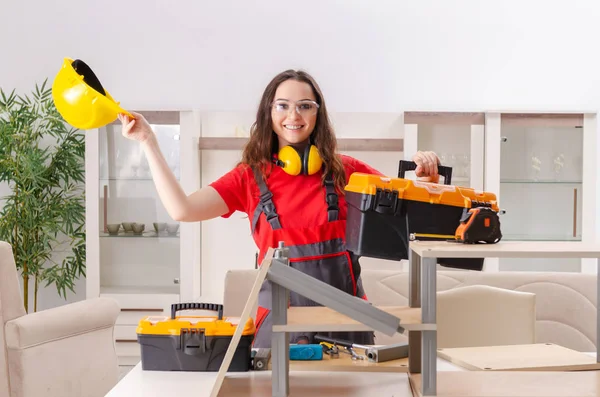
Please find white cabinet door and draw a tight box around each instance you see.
[403,112,485,189]
[97,121,182,298]
[403,112,486,271]
[493,113,584,272]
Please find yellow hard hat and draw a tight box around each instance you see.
[52,58,134,130]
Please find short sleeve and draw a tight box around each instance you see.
[341,155,384,180]
[209,164,251,218]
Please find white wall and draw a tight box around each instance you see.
[2,0,600,308]
[2,0,600,112]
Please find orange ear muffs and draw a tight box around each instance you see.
[276,145,323,176]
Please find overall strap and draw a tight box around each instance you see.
[252,168,340,233]
[252,167,282,233]
[324,172,339,222]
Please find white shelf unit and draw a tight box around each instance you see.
[85,110,202,365]
[484,112,599,274]
[403,111,600,274]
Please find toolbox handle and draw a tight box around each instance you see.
[171,302,224,320]
[398,160,453,186]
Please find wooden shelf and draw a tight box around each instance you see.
[500,112,583,127]
[271,306,431,333]
[198,137,403,151]
[404,111,485,125]
[409,371,600,397]
[108,110,180,125]
[409,240,600,259]
[278,349,408,373]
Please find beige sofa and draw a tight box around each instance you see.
[362,269,597,351]
[224,268,597,352]
[0,241,121,397]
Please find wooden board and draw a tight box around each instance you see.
[271,305,431,333]
[436,343,600,372]
[198,137,403,151]
[272,347,409,373]
[409,371,600,397]
[219,371,413,397]
[409,240,600,259]
[210,248,274,397]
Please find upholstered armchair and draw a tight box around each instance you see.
[0,241,120,397]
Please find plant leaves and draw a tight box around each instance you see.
[0,82,85,307]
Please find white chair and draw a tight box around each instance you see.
[437,284,536,348]
[223,269,258,320]
[0,241,120,397]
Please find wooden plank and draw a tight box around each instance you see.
[108,110,180,125]
[409,240,600,259]
[272,306,430,333]
[197,138,403,151]
[210,248,274,397]
[280,350,409,373]
[409,371,600,397]
[218,371,413,396]
[198,137,247,150]
[404,112,485,125]
[337,138,403,152]
[501,113,583,128]
[436,343,600,372]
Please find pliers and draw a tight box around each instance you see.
[320,342,340,358]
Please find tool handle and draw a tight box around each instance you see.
[171,302,224,320]
[398,160,453,186]
[314,334,354,348]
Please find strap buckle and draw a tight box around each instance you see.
[263,203,278,220]
[326,192,339,210]
[260,190,273,202]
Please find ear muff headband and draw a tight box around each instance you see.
[275,144,323,176]
[303,145,311,175]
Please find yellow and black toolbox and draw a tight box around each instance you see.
[345,160,501,271]
[136,303,255,372]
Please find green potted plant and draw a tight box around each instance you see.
[0,80,86,312]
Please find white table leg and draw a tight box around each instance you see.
[421,256,437,396]
[271,280,290,397]
[408,249,421,374]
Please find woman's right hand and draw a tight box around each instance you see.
[118,111,155,143]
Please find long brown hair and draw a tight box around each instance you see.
[240,70,346,193]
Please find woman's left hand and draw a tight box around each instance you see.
[412,151,441,183]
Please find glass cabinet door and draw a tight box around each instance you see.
[404,112,485,189]
[498,113,583,272]
[98,122,181,295]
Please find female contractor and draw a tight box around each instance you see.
[118,70,440,347]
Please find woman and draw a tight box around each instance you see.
[118,69,440,347]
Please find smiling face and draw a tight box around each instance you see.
[271,79,318,150]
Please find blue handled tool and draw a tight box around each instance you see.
[289,344,323,360]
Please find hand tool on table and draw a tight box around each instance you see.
[314,335,367,360]
[289,344,323,360]
[251,348,271,370]
[319,341,340,358]
[365,342,409,363]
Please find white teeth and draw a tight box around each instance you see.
[285,125,302,130]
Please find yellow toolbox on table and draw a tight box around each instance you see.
[136,303,255,372]
[344,161,501,271]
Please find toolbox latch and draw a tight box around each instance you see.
[180,328,207,356]
[373,188,400,215]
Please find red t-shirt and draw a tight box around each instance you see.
[209,154,383,234]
